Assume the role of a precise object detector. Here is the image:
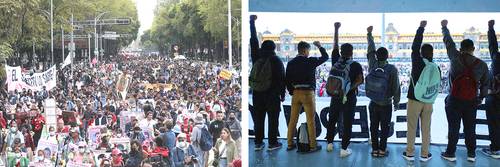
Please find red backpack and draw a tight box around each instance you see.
[451,58,480,101]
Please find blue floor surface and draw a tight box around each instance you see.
[249,139,500,167]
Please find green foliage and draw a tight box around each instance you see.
[0,0,139,57]
[146,0,241,61]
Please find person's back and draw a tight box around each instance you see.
[482,20,500,159]
[249,15,286,151]
[365,25,401,157]
[285,40,328,153]
[441,19,489,163]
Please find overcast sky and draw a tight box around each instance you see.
[249,12,500,35]
[135,0,157,37]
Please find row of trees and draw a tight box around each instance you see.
[142,0,241,64]
[0,0,140,68]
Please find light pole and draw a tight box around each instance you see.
[62,25,64,64]
[50,0,53,67]
[88,34,91,66]
[95,11,109,65]
[227,0,232,70]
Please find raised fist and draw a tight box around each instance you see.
[367,26,373,33]
[334,22,341,29]
[250,15,257,21]
[313,41,321,47]
[489,20,495,27]
[441,20,448,27]
[420,20,427,28]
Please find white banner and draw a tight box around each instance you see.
[249,95,491,146]
[62,53,72,68]
[5,65,57,91]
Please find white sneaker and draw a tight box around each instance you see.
[327,143,334,152]
[467,156,476,162]
[340,148,352,157]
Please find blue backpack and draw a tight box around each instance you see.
[412,59,441,104]
[365,64,391,102]
[199,126,213,151]
[326,60,353,103]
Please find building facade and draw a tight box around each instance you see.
[259,23,500,62]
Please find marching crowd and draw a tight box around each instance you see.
[0,55,242,167]
[250,14,500,163]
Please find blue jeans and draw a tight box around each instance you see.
[219,158,228,167]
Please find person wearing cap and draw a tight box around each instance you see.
[190,114,208,167]
[111,148,124,167]
[131,126,146,143]
[173,133,198,167]
[250,15,286,152]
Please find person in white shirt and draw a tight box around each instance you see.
[139,112,157,132]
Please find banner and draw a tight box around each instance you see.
[36,139,58,160]
[144,83,175,91]
[219,69,232,80]
[66,161,92,167]
[109,137,131,151]
[116,74,131,100]
[5,65,57,91]
[87,126,106,145]
[249,95,491,146]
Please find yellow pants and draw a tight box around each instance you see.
[287,90,317,149]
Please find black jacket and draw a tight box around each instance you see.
[489,25,500,85]
[286,49,329,94]
[250,19,286,98]
[407,27,433,101]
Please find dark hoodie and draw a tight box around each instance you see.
[250,19,286,98]
[488,23,500,92]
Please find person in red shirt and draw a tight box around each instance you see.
[31,112,45,146]
[56,119,70,134]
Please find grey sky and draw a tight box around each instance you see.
[135,0,157,37]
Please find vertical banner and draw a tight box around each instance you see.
[116,73,131,100]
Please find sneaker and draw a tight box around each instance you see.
[255,143,265,151]
[307,145,322,153]
[440,152,456,162]
[481,148,500,159]
[402,152,415,161]
[268,142,282,151]
[327,143,334,152]
[340,148,352,158]
[467,153,476,162]
[287,143,297,151]
[420,153,433,162]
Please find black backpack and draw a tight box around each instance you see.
[148,154,169,167]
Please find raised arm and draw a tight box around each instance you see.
[312,41,329,67]
[366,26,376,71]
[441,20,460,61]
[332,22,341,65]
[250,15,260,63]
[411,21,426,66]
[489,20,498,61]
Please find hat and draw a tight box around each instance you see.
[172,125,181,134]
[194,114,204,124]
[111,148,121,155]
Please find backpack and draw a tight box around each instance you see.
[365,64,391,101]
[148,154,168,167]
[199,126,213,151]
[296,122,310,153]
[326,60,353,103]
[412,59,441,104]
[249,57,272,92]
[450,58,480,101]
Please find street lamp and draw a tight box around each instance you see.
[227,0,232,70]
[95,11,109,65]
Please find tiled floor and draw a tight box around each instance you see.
[249,139,500,167]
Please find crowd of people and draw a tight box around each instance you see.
[250,13,500,164]
[0,55,242,167]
